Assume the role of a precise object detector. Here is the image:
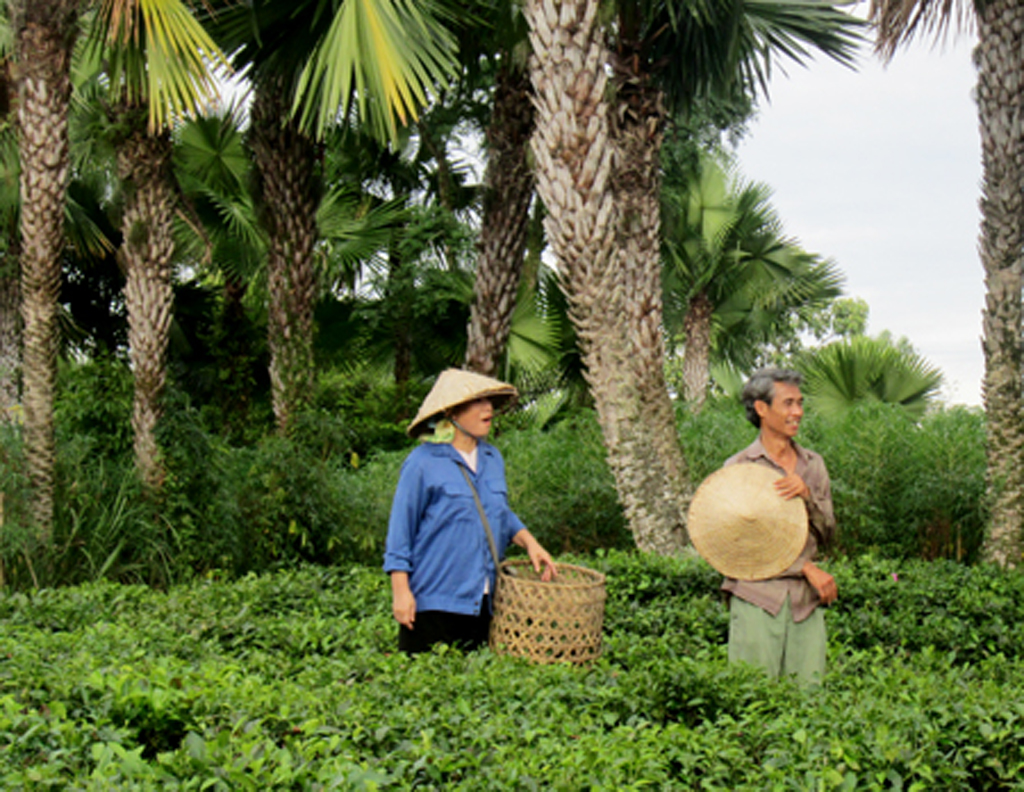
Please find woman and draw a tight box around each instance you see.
[384,369,557,653]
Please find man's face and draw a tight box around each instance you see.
[755,381,803,440]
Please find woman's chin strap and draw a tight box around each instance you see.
[450,417,484,444]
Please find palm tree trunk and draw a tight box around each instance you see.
[116,108,175,491]
[0,250,20,421]
[465,62,535,377]
[387,239,414,392]
[682,291,714,410]
[250,78,320,436]
[0,59,19,422]
[977,0,1024,567]
[526,0,687,555]
[606,45,690,553]
[14,0,76,542]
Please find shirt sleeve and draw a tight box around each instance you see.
[486,449,526,550]
[383,453,425,573]
[803,454,836,550]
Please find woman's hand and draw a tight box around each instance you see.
[390,572,417,629]
[514,530,557,582]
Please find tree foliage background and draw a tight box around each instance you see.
[0,0,1006,589]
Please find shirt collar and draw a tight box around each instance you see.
[423,440,495,460]
[737,436,812,474]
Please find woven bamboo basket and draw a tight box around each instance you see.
[489,559,607,665]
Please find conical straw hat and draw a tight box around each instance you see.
[407,369,518,437]
[687,463,808,580]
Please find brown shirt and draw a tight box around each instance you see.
[720,438,836,623]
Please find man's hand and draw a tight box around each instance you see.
[775,473,810,501]
[802,561,837,605]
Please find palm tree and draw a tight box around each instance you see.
[525,0,860,553]
[79,1,228,491]
[207,0,459,435]
[462,9,537,378]
[799,335,943,421]
[11,0,79,541]
[0,51,19,423]
[248,76,322,435]
[171,107,407,435]
[662,153,843,410]
[871,0,1023,567]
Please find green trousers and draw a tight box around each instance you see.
[728,595,826,686]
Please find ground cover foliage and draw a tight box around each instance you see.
[0,359,988,588]
[3,552,1024,789]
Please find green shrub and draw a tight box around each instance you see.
[161,421,387,576]
[1,416,174,590]
[680,398,988,562]
[5,555,1024,789]
[54,357,135,460]
[498,413,631,554]
[2,361,991,591]
[311,368,425,460]
[676,397,752,480]
[805,403,987,560]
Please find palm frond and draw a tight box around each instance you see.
[656,0,864,110]
[317,188,405,290]
[799,335,943,420]
[174,109,249,196]
[91,0,232,130]
[869,0,974,60]
[293,0,459,142]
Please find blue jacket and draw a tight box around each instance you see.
[383,441,526,615]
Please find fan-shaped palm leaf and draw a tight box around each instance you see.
[799,335,942,420]
[663,153,843,404]
[88,0,231,131]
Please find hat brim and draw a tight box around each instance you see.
[407,369,518,437]
[687,463,808,580]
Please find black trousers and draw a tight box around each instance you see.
[398,596,491,654]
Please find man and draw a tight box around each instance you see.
[722,367,837,684]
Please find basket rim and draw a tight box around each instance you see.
[499,558,606,588]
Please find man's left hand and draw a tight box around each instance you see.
[775,473,809,501]
[802,561,837,605]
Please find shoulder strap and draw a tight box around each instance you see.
[458,464,501,570]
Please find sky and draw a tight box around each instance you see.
[735,24,983,406]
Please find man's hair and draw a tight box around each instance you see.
[741,368,803,428]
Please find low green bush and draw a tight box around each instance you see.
[498,413,631,554]
[681,398,988,562]
[0,361,993,588]
[3,553,1024,789]
[804,402,987,560]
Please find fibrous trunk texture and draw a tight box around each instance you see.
[681,291,714,411]
[0,58,20,422]
[977,0,1024,567]
[526,0,687,555]
[606,42,690,553]
[15,0,76,542]
[465,62,536,377]
[0,249,20,421]
[250,79,319,436]
[117,112,175,491]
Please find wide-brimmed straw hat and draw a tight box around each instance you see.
[687,463,808,580]
[407,368,518,437]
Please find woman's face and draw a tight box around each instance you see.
[450,397,494,439]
